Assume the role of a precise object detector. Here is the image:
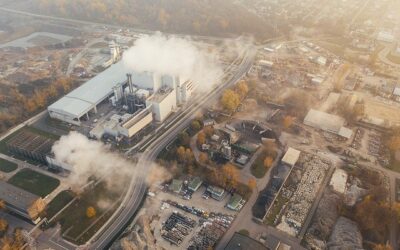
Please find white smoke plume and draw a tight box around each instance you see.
[122,33,223,91]
[52,132,173,191]
[52,132,134,190]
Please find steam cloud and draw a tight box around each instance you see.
[52,132,173,191]
[52,132,132,190]
[122,33,223,91]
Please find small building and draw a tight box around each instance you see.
[211,134,220,142]
[0,181,46,223]
[203,119,215,127]
[281,148,301,167]
[236,154,249,165]
[202,144,210,151]
[304,109,353,139]
[316,56,327,66]
[188,177,203,192]
[169,179,183,193]
[258,60,274,68]
[227,194,244,211]
[329,168,348,194]
[225,232,268,250]
[207,185,225,201]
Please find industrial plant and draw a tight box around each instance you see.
[48,61,197,142]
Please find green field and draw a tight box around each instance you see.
[8,168,60,197]
[250,151,269,178]
[44,190,75,219]
[54,181,126,244]
[0,158,18,173]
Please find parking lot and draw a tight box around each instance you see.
[144,184,238,249]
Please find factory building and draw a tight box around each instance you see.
[304,109,353,139]
[146,87,177,122]
[118,108,153,138]
[0,181,46,223]
[48,61,196,127]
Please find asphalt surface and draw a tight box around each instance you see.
[87,50,256,249]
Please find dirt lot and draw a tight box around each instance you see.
[363,97,400,126]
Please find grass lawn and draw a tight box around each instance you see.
[238,229,249,236]
[0,158,18,173]
[55,181,126,245]
[264,194,288,225]
[8,168,60,197]
[250,151,269,179]
[44,190,75,219]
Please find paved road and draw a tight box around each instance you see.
[87,50,256,249]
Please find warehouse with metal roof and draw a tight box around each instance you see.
[48,61,157,125]
[303,109,353,139]
[0,181,46,222]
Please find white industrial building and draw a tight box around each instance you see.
[304,109,353,139]
[48,61,196,132]
[146,87,177,122]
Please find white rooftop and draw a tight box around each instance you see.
[304,109,345,133]
[330,168,348,194]
[282,147,301,166]
[48,61,156,119]
[393,87,400,96]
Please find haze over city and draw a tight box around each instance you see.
[0,0,400,250]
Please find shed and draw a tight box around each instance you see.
[169,179,183,193]
[188,177,203,192]
[227,194,244,211]
[281,148,301,167]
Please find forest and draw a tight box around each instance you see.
[25,0,276,39]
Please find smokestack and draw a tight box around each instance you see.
[127,73,133,94]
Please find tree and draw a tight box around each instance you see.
[197,131,206,146]
[221,89,240,112]
[282,116,294,129]
[248,178,257,191]
[387,136,400,153]
[222,163,239,189]
[177,131,190,146]
[235,81,249,98]
[204,126,214,138]
[264,156,274,169]
[355,196,391,241]
[86,206,97,218]
[373,244,393,250]
[199,152,209,164]
[0,200,5,210]
[177,146,186,163]
[191,120,202,132]
[0,218,8,234]
[185,148,194,165]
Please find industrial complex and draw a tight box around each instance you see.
[48,61,196,141]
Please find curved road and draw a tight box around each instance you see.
[88,50,256,249]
